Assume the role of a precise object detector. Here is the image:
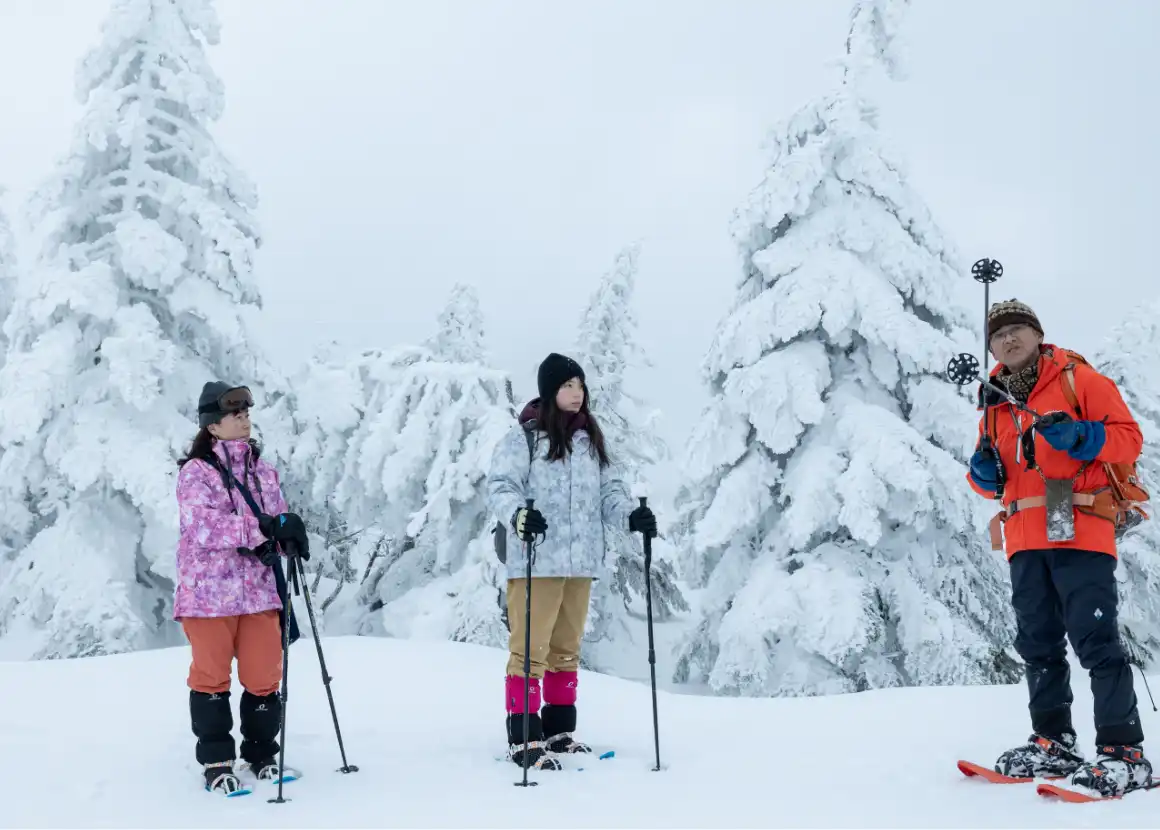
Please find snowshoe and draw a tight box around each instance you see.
[995,733,1083,779]
[1067,744,1153,798]
[203,762,250,796]
[508,741,563,770]
[542,704,591,754]
[250,758,282,782]
[506,712,563,771]
[247,757,300,783]
[545,733,592,754]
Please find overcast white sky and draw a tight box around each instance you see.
[1,0,1157,497]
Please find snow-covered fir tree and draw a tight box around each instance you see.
[0,190,16,361]
[670,0,1018,697]
[1090,299,1160,665]
[276,341,369,615]
[428,282,487,365]
[314,285,518,646]
[573,243,666,491]
[0,0,287,659]
[0,192,20,560]
[571,243,687,669]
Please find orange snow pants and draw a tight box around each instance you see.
[181,610,283,697]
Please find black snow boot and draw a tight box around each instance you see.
[240,690,282,772]
[1068,744,1154,798]
[506,713,562,770]
[190,690,236,767]
[994,732,1084,779]
[202,761,245,795]
[249,757,287,782]
[542,704,591,754]
[191,690,241,794]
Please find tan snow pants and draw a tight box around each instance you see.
[505,577,593,678]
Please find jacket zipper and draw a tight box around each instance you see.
[1009,406,1022,465]
[222,443,246,614]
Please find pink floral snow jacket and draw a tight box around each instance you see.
[173,438,289,619]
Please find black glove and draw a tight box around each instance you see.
[281,537,310,561]
[629,504,657,537]
[238,540,279,567]
[514,506,547,541]
[269,513,307,543]
[263,512,311,561]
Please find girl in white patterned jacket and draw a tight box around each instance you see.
[487,352,656,770]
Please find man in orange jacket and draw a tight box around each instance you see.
[967,299,1150,798]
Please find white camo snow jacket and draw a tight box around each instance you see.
[487,411,635,581]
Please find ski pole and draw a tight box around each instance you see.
[947,352,1044,421]
[515,498,537,788]
[639,496,662,772]
[1139,666,1157,712]
[947,352,1042,418]
[973,258,1000,384]
[291,548,359,775]
[269,547,298,805]
[971,257,1008,496]
[1130,657,1158,712]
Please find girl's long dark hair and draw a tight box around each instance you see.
[177,427,262,467]
[540,393,610,467]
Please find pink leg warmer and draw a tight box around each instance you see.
[505,674,542,714]
[544,670,578,706]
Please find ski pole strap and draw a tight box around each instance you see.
[204,455,266,520]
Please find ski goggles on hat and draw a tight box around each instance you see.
[199,386,254,416]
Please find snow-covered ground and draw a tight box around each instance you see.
[3,634,1157,828]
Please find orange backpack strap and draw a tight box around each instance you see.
[989,511,1004,551]
[1060,362,1082,417]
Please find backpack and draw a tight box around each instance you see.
[1055,349,1150,536]
[491,420,537,564]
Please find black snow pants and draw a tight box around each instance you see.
[1010,547,1143,747]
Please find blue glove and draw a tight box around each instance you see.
[969,449,999,492]
[1037,416,1106,462]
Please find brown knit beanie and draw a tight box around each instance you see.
[987,299,1043,341]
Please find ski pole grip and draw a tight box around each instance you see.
[525,498,534,509]
[639,496,647,508]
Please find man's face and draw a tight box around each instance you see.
[989,323,1043,370]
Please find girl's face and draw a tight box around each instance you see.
[208,407,252,441]
[555,377,585,413]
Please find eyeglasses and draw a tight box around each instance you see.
[990,324,1030,343]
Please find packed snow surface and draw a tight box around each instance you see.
[2,634,1157,828]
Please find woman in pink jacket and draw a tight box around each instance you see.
[174,382,310,795]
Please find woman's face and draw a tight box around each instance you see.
[208,407,252,441]
[555,377,585,413]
